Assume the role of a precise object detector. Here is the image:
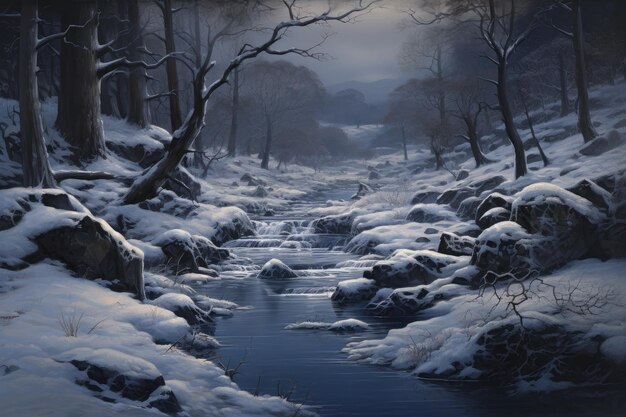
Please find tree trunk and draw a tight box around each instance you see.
[572,0,597,142]
[496,63,527,178]
[126,0,149,127]
[521,98,549,167]
[98,0,120,118]
[227,67,239,157]
[260,114,272,170]
[55,0,106,160]
[558,51,571,117]
[163,0,182,131]
[436,45,446,126]
[401,123,408,161]
[19,0,56,187]
[465,118,489,168]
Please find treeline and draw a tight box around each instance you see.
[383,0,626,177]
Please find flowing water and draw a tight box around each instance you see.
[197,186,623,417]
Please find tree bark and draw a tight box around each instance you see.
[260,113,272,170]
[558,51,571,117]
[572,0,597,142]
[19,0,56,187]
[464,117,489,168]
[126,0,149,127]
[227,67,239,157]
[497,64,527,178]
[55,0,106,160]
[162,0,182,131]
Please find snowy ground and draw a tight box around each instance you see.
[1,81,626,415]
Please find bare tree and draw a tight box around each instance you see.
[550,0,597,142]
[449,79,492,168]
[127,0,150,127]
[122,0,376,204]
[55,0,173,160]
[244,60,324,169]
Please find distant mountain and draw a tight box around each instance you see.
[326,78,408,105]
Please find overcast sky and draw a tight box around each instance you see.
[242,1,419,86]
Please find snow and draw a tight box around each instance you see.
[285,318,369,332]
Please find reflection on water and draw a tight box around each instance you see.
[196,187,624,417]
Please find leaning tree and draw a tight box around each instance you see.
[122,0,376,204]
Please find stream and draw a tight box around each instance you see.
[197,186,623,417]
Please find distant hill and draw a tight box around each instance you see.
[327,78,408,105]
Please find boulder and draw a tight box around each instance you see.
[410,190,440,205]
[475,192,514,222]
[152,229,228,275]
[470,175,507,195]
[368,283,465,316]
[36,215,145,299]
[138,190,197,218]
[476,207,511,230]
[436,187,474,209]
[368,170,380,180]
[251,185,268,198]
[406,204,453,223]
[106,141,165,169]
[151,293,212,325]
[365,249,461,288]
[438,232,475,256]
[566,179,612,211]
[456,196,482,220]
[331,278,377,304]
[526,153,542,164]
[456,169,470,181]
[258,258,297,279]
[240,173,265,186]
[162,167,202,201]
[66,349,181,413]
[312,212,355,234]
[579,131,622,156]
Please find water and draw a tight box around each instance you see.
[196,186,624,417]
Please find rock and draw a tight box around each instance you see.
[579,131,622,156]
[67,349,181,414]
[35,216,145,299]
[312,212,355,234]
[470,175,506,195]
[566,179,612,211]
[406,204,453,223]
[511,183,603,264]
[456,169,470,180]
[251,185,268,198]
[258,258,297,279]
[368,170,380,180]
[410,190,440,205]
[365,250,462,288]
[152,229,228,275]
[231,181,239,187]
[351,182,373,200]
[475,192,514,222]
[331,278,377,304]
[240,173,265,186]
[162,167,202,200]
[138,190,197,218]
[438,232,475,256]
[526,153,542,164]
[476,207,510,230]
[456,196,482,220]
[369,282,465,316]
[424,227,439,235]
[436,187,474,208]
[106,141,165,169]
[152,293,212,325]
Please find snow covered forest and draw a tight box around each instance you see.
[0,0,625,416]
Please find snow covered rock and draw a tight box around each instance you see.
[566,178,612,211]
[151,293,212,325]
[35,214,145,298]
[476,207,511,230]
[351,182,373,200]
[257,258,297,279]
[285,319,369,332]
[162,167,202,201]
[331,278,377,304]
[456,169,470,180]
[406,204,455,223]
[579,130,622,156]
[475,192,514,223]
[410,190,440,205]
[240,173,265,186]
[364,250,464,288]
[455,196,482,220]
[438,232,475,256]
[64,348,181,413]
[368,170,380,180]
[105,133,165,168]
[251,185,269,198]
[469,175,507,195]
[436,187,475,209]
[368,282,465,316]
[311,212,355,234]
[152,229,228,275]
